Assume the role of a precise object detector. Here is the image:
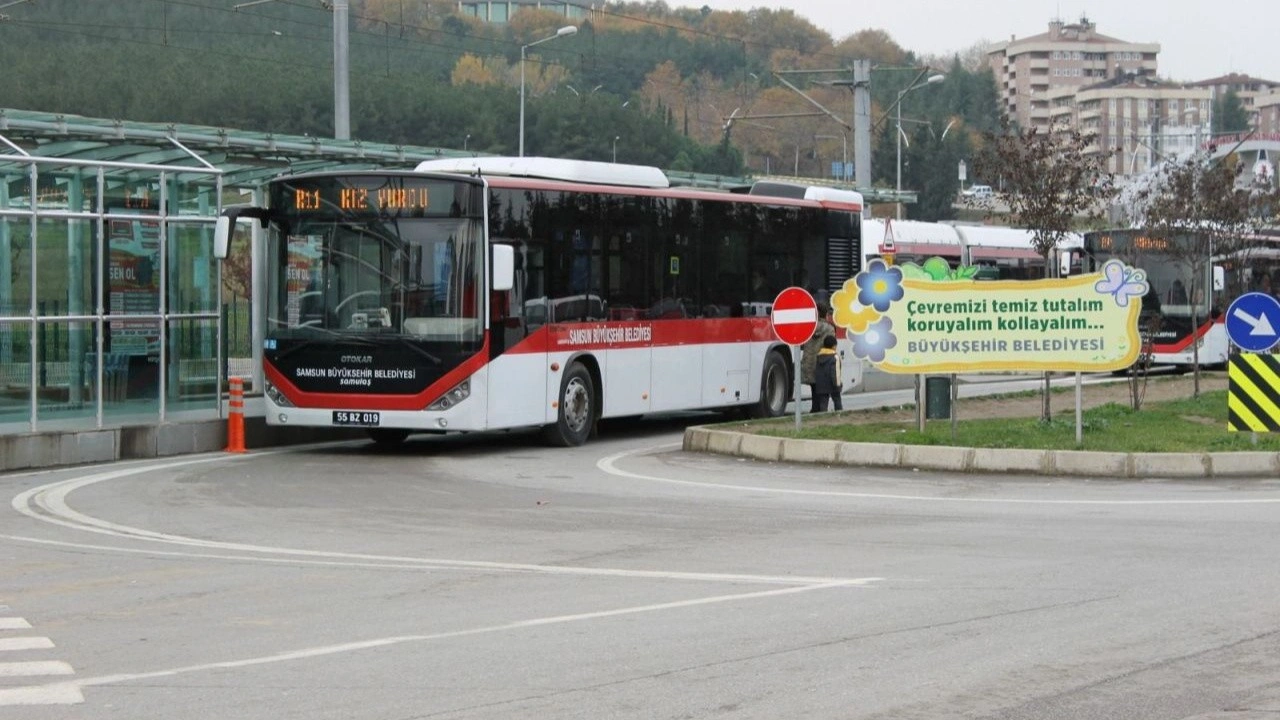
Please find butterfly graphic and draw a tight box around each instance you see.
[1094,260,1149,307]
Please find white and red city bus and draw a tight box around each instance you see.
[215,158,863,446]
[1082,229,1228,368]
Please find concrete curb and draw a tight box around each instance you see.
[682,426,1280,479]
[0,418,363,473]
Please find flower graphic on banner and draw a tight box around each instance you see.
[851,317,897,363]
[855,259,904,312]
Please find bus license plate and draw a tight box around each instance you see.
[333,411,380,427]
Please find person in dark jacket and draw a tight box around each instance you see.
[800,303,836,411]
[813,333,843,412]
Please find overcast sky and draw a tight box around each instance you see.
[687,1,1280,83]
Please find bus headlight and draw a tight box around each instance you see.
[428,379,470,411]
[265,380,295,408]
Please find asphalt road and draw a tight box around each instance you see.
[3,415,1280,719]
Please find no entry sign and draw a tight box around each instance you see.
[771,286,818,346]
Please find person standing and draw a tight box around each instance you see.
[813,334,843,412]
[799,302,836,412]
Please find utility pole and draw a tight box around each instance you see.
[852,60,872,195]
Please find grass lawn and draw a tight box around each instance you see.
[749,390,1280,453]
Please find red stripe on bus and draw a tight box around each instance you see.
[502,318,781,354]
[1151,315,1223,354]
[265,336,492,411]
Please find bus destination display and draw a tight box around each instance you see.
[280,177,471,218]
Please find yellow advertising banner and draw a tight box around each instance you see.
[832,258,1146,373]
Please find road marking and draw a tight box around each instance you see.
[57,580,874,693]
[0,685,83,706]
[598,444,1280,505]
[0,618,32,630]
[9,455,872,587]
[0,661,74,677]
[0,637,54,652]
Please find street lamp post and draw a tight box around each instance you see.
[612,136,620,163]
[236,0,349,140]
[519,25,577,157]
[896,74,945,219]
[464,134,471,152]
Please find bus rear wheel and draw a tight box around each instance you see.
[750,351,790,419]
[543,362,595,447]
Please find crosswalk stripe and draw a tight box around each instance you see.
[0,661,75,677]
[0,638,55,652]
[0,619,32,630]
[0,685,84,706]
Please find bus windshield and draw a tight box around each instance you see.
[266,216,484,344]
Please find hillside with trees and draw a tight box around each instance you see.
[0,0,1000,214]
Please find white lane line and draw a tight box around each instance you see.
[600,444,1280,506]
[0,661,74,677]
[0,637,55,652]
[0,685,84,706]
[10,457,870,587]
[0,618,32,630]
[60,580,875,692]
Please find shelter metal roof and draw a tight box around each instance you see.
[0,108,472,188]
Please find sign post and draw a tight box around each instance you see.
[1225,292,1280,443]
[771,287,818,433]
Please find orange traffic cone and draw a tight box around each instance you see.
[226,376,246,453]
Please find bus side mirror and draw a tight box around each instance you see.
[214,215,233,260]
[492,244,514,292]
[1213,265,1225,292]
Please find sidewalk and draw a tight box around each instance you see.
[684,373,1280,479]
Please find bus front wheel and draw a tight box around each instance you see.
[751,351,790,419]
[543,363,596,447]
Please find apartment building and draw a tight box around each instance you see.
[1259,92,1280,134]
[987,16,1160,131]
[457,0,594,23]
[1186,73,1280,129]
[1048,74,1211,175]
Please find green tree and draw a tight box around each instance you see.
[1212,89,1251,134]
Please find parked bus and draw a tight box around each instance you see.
[215,157,863,446]
[1082,229,1229,368]
[861,218,1082,278]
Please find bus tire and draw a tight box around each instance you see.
[543,362,595,447]
[367,429,410,446]
[750,351,790,419]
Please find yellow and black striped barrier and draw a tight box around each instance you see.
[1228,354,1280,432]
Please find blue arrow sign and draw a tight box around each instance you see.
[1226,292,1280,352]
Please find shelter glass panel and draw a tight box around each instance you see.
[167,318,219,413]
[1,163,34,210]
[1,217,33,316]
[169,172,218,218]
[0,321,31,431]
[104,174,161,215]
[169,221,218,314]
[34,165,99,213]
[34,319,98,428]
[34,217,97,318]
[101,319,160,424]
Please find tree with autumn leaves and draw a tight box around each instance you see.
[972,122,1114,421]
